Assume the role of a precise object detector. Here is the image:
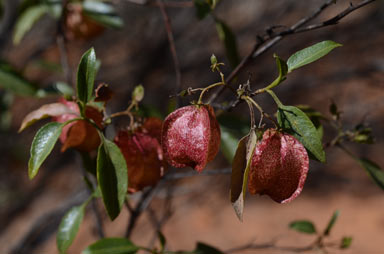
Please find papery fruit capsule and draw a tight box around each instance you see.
[52,98,103,152]
[248,129,309,203]
[115,118,166,192]
[161,105,221,172]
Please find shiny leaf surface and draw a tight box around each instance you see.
[28,122,63,179]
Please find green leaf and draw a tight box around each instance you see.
[77,48,97,104]
[220,126,240,163]
[194,0,211,19]
[97,138,128,220]
[84,13,124,29]
[82,2,123,29]
[289,220,317,234]
[194,242,224,254]
[287,40,342,73]
[277,105,325,163]
[218,113,250,164]
[28,122,63,179]
[13,5,49,45]
[296,104,325,140]
[323,210,339,236]
[55,82,75,98]
[57,203,87,254]
[340,236,353,249]
[230,130,257,221]
[82,238,139,254]
[0,67,37,96]
[358,158,384,190]
[82,1,116,15]
[215,19,239,68]
[274,54,288,83]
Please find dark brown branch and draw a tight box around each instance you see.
[125,186,158,237]
[163,168,231,180]
[207,0,377,104]
[157,0,183,106]
[56,35,72,85]
[225,242,315,254]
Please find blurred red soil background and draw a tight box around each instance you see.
[0,0,384,253]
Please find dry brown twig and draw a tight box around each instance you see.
[157,0,183,106]
[207,0,377,106]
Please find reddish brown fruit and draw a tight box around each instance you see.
[248,129,309,203]
[52,98,103,152]
[115,118,166,192]
[161,105,221,172]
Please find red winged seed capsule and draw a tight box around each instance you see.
[115,118,166,192]
[248,129,309,203]
[52,98,103,152]
[162,105,221,172]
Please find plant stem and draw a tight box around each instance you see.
[265,89,283,107]
[197,81,224,104]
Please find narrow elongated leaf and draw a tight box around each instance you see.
[82,238,139,254]
[215,19,239,68]
[97,138,128,220]
[296,104,325,140]
[277,105,325,163]
[289,220,317,234]
[57,203,86,254]
[230,136,247,207]
[195,242,224,254]
[324,210,339,236]
[28,122,63,179]
[358,158,384,190]
[85,13,124,29]
[287,40,342,73]
[77,48,97,104]
[0,68,37,96]
[82,1,123,29]
[230,130,257,221]
[19,103,75,132]
[13,5,49,44]
[82,1,116,14]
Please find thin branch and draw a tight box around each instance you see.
[56,35,72,85]
[207,0,377,104]
[147,185,174,247]
[163,168,231,180]
[157,0,183,106]
[125,186,158,237]
[9,190,88,254]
